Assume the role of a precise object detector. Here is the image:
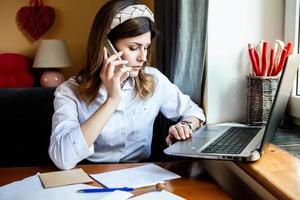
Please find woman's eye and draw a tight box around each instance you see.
[129,47,138,51]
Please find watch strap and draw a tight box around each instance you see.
[180,120,193,130]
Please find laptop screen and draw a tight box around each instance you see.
[259,54,300,153]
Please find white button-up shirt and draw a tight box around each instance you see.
[49,67,205,170]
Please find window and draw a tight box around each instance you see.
[297,69,300,95]
[285,0,300,125]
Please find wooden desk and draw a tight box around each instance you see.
[0,161,231,200]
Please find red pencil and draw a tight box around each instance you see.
[285,42,293,55]
[273,49,288,76]
[267,48,274,76]
[248,47,260,76]
[261,41,268,76]
[253,48,260,76]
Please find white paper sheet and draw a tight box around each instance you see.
[90,164,181,188]
[0,174,116,200]
[100,190,133,200]
[0,173,183,200]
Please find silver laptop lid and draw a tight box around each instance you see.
[259,54,300,153]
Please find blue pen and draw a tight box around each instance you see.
[77,187,134,193]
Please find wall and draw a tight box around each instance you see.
[0,0,154,78]
[204,0,285,124]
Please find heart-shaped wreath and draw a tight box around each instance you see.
[17,0,55,40]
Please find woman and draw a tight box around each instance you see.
[49,0,205,170]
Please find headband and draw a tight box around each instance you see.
[109,4,155,32]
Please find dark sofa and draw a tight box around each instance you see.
[0,87,174,167]
[0,87,55,167]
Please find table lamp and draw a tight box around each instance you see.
[33,39,72,87]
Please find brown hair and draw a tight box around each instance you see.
[76,0,156,104]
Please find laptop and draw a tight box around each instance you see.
[164,54,300,161]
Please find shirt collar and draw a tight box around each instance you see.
[122,77,135,90]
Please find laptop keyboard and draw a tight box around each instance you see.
[201,127,261,154]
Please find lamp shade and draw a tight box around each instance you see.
[33,39,72,68]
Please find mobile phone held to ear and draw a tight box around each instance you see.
[105,39,127,69]
[104,39,129,80]
[104,39,118,57]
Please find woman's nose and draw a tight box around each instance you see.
[137,49,147,62]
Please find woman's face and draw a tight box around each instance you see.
[115,31,151,77]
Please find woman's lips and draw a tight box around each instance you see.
[132,66,141,71]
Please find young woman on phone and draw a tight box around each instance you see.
[49,0,205,170]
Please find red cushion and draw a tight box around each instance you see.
[0,53,35,87]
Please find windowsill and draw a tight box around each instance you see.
[201,144,300,199]
[236,144,300,200]
[288,95,300,126]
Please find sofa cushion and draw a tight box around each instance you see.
[0,53,35,88]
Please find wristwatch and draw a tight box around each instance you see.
[180,120,193,131]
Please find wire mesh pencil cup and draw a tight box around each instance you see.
[247,76,279,125]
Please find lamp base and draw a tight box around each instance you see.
[40,70,65,87]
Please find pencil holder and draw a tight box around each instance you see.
[247,76,279,125]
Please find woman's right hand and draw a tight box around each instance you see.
[100,48,131,102]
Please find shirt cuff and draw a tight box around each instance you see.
[183,112,206,127]
[68,127,94,159]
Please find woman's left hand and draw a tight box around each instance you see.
[166,122,192,146]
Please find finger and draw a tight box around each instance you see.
[106,51,123,64]
[182,124,191,139]
[101,48,109,76]
[166,135,172,146]
[111,60,129,69]
[106,62,115,78]
[169,126,181,140]
[111,61,125,73]
[103,47,108,60]
[175,124,186,140]
[115,66,133,80]
[106,60,129,79]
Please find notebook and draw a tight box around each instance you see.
[164,54,300,161]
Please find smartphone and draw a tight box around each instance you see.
[104,39,129,81]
